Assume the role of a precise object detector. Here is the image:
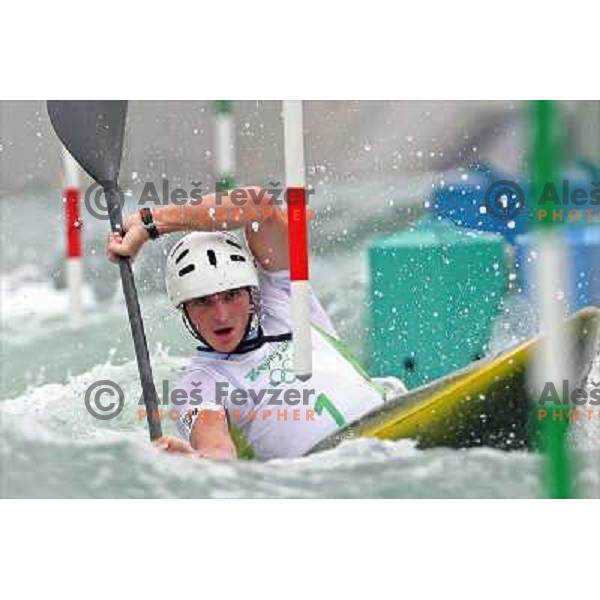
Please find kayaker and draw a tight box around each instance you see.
[106,186,405,460]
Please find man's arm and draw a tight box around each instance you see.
[244,212,289,272]
[107,186,288,268]
[189,409,237,460]
[155,409,237,460]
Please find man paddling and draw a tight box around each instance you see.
[107,187,405,460]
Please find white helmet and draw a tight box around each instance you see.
[165,231,259,308]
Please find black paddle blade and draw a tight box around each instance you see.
[47,100,128,185]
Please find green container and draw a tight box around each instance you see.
[368,220,508,388]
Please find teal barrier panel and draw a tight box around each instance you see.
[367,219,508,388]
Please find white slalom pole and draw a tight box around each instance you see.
[63,146,83,327]
[532,234,570,403]
[531,231,573,494]
[215,101,235,191]
[283,101,312,380]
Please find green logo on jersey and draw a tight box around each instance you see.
[244,340,291,383]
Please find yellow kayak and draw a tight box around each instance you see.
[309,307,600,453]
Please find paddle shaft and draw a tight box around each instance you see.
[105,184,162,440]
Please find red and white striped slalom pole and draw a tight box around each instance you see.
[283,101,312,381]
[63,147,83,327]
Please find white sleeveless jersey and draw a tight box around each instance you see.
[173,267,385,459]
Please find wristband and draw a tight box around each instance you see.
[139,208,160,240]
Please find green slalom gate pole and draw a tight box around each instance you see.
[215,101,236,192]
[531,100,574,499]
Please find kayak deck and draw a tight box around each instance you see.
[308,307,600,454]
